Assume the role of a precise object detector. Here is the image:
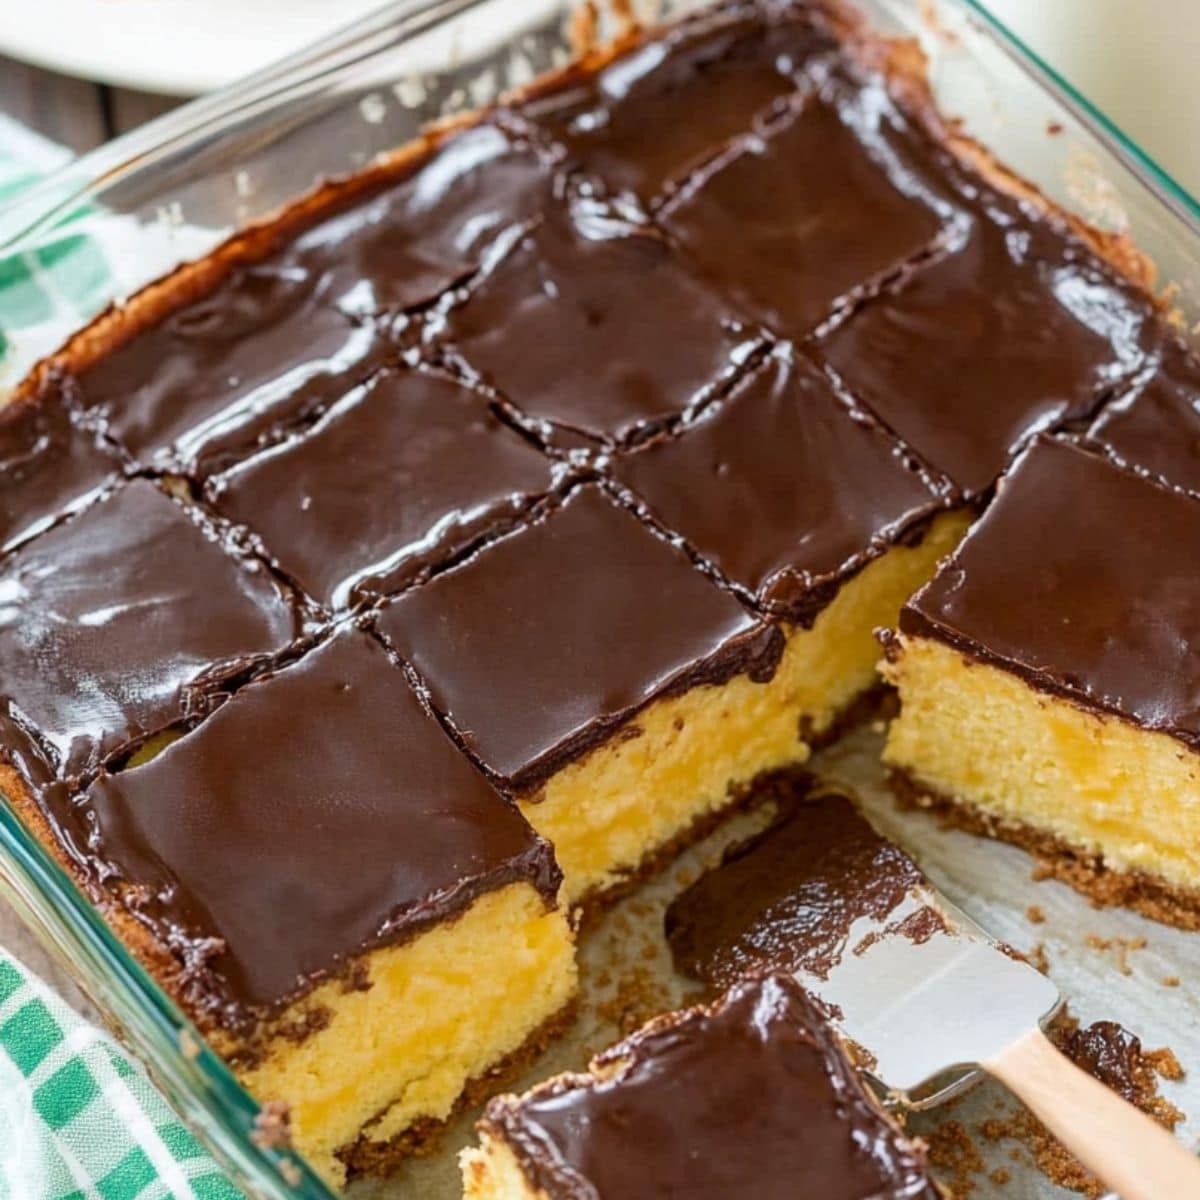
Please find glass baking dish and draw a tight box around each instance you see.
[0,1,1198,1197]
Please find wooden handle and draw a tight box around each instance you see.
[984,1028,1200,1200]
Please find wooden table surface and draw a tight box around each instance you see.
[0,53,182,151]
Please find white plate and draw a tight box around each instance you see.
[0,0,387,96]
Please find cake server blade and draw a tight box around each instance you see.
[797,884,1056,1106]
[795,879,1200,1199]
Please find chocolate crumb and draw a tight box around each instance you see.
[1025,905,1045,924]
[1083,933,1146,976]
[178,1028,201,1060]
[1026,942,1050,975]
[251,1100,293,1152]
[924,1119,984,1196]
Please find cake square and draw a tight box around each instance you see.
[47,625,574,1186]
[0,386,123,556]
[821,193,1155,497]
[660,77,949,338]
[283,121,554,319]
[440,195,762,448]
[608,347,961,747]
[883,435,1200,926]
[65,262,392,475]
[376,483,794,902]
[524,1,833,203]
[463,975,940,1200]
[0,479,301,782]
[1086,338,1200,496]
[208,366,555,609]
[610,347,946,624]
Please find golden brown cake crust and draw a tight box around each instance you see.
[890,768,1200,930]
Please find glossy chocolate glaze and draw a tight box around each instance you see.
[1060,1021,1152,1106]
[0,387,123,556]
[51,626,558,1032]
[63,265,393,476]
[666,788,921,988]
[376,484,783,794]
[611,347,946,625]
[282,121,554,318]
[0,480,301,783]
[661,74,949,338]
[823,188,1155,498]
[902,436,1200,748]
[441,192,762,448]
[208,366,555,609]
[524,1,834,202]
[1087,339,1200,497]
[485,975,940,1200]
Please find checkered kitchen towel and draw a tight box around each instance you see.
[0,117,244,1200]
[0,113,215,392]
[0,949,242,1200]
[0,115,111,380]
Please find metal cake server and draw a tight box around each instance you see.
[798,882,1200,1199]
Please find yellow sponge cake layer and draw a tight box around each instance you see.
[885,437,1200,928]
[232,883,576,1184]
[884,635,1200,921]
[528,508,969,903]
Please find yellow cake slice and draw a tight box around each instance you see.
[884,435,1200,928]
[12,627,575,1186]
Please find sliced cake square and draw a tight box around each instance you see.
[883,434,1200,927]
[207,365,556,609]
[462,975,941,1200]
[61,264,392,477]
[1086,337,1200,496]
[610,346,964,743]
[28,625,575,1187]
[282,120,555,320]
[0,385,123,555]
[376,482,790,905]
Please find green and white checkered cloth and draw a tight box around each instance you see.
[0,117,245,1200]
[0,951,242,1200]
[0,115,115,384]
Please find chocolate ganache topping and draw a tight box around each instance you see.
[377,483,783,793]
[612,346,946,626]
[485,975,940,1200]
[667,787,923,987]
[902,435,1200,748]
[50,626,558,1033]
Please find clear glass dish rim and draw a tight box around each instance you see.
[0,2,1196,1199]
[2,0,1199,249]
[959,0,1200,232]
